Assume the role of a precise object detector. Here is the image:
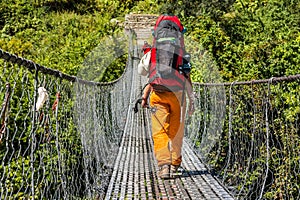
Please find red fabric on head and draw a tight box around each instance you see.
[142,42,151,54]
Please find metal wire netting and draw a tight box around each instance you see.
[0,30,135,199]
[185,77,300,199]
[0,39,300,199]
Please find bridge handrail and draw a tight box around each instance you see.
[2,48,299,88]
[0,48,130,86]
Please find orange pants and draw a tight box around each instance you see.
[150,90,186,167]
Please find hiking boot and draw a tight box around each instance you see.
[171,165,180,177]
[158,165,170,179]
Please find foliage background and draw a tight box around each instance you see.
[1,0,298,82]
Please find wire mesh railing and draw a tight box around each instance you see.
[0,30,135,199]
[0,34,299,199]
[185,75,300,199]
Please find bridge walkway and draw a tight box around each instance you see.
[105,14,234,199]
[104,106,234,200]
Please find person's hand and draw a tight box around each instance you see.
[141,97,148,108]
[141,84,151,108]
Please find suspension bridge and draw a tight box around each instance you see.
[0,14,299,200]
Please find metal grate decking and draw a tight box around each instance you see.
[104,108,234,200]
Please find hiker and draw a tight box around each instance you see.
[138,14,195,179]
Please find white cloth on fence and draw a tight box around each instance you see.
[36,87,49,111]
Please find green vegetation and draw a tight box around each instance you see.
[160,0,300,82]
[0,0,159,80]
[1,0,299,82]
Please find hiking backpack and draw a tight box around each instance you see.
[148,15,190,91]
